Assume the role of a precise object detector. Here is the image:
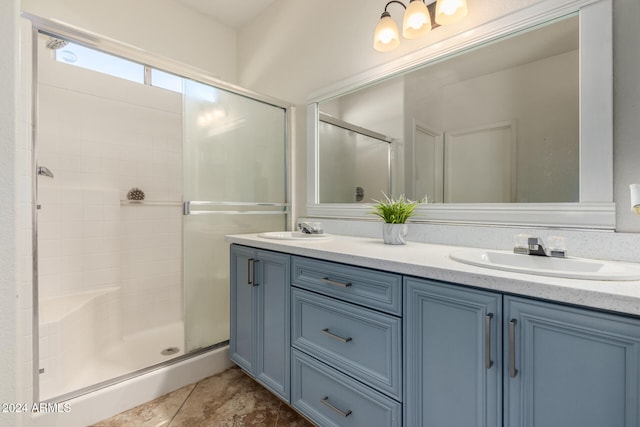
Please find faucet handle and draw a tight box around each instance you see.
[513,234,531,254]
[298,221,323,234]
[547,236,567,258]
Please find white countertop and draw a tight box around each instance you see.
[225,233,640,317]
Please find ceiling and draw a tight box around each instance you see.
[175,0,277,28]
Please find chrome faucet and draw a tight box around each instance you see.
[514,236,567,258]
[527,237,549,256]
[298,221,323,234]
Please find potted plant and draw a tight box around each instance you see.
[370,194,422,245]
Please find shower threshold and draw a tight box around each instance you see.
[40,320,227,402]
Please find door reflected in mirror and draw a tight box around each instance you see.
[318,15,579,204]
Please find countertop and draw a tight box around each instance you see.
[225,233,640,317]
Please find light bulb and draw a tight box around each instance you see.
[407,13,427,29]
[379,28,395,44]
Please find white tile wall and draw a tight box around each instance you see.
[120,204,183,335]
[37,187,122,297]
[36,47,184,345]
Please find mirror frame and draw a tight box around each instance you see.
[307,0,614,230]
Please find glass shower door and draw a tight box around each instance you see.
[183,79,287,352]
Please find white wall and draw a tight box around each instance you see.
[0,0,20,426]
[21,0,238,83]
[237,0,640,233]
[1,5,33,427]
[612,0,640,232]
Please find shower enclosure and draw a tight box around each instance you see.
[34,30,289,401]
[318,113,392,204]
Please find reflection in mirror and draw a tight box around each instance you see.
[318,114,392,203]
[318,15,579,204]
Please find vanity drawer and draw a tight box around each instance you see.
[292,288,402,400]
[291,349,401,427]
[291,256,402,315]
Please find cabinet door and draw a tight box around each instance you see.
[505,297,640,427]
[230,245,256,373]
[255,249,290,400]
[404,278,502,427]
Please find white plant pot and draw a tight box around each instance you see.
[382,223,408,245]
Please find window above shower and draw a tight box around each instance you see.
[53,40,183,93]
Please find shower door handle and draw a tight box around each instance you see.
[182,200,288,216]
[37,166,54,178]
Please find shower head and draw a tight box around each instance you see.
[46,37,69,50]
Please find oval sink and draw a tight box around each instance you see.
[449,249,640,281]
[257,231,332,240]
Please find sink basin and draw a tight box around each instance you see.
[449,249,640,281]
[257,231,332,240]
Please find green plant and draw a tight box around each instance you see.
[370,193,422,224]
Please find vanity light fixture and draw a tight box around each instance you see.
[374,0,468,52]
[630,184,640,215]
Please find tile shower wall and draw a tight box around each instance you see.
[37,46,184,337]
[120,204,182,334]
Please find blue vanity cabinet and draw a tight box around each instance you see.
[404,277,502,427]
[504,296,640,427]
[229,242,640,427]
[229,245,291,401]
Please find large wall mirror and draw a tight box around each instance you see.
[307,0,614,229]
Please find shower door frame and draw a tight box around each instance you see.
[26,13,295,403]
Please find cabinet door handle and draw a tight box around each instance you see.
[321,277,352,288]
[320,396,352,417]
[321,328,352,343]
[247,258,253,285]
[485,313,494,369]
[509,319,518,378]
[247,259,259,286]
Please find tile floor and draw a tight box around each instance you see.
[91,366,315,426]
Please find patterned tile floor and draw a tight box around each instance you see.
[91,366,314,427]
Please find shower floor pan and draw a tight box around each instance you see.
[39,288,184,400]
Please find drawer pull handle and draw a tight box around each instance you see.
[485,313,493,369]
[321,277,352,288]
[321,396,352,417]
[322,328,352,343]
[509,319,518,378]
